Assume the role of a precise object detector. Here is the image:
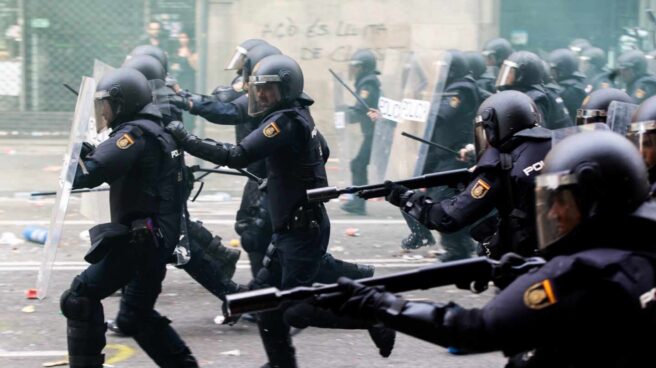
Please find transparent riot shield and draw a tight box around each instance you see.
[36,77,96,299]
[78,60,116,224]
[606,101,639,135]
[551,122,610,146]
[331,68,357,186]
[383,50,450,180]
[367,49,408,183]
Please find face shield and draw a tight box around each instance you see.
[473,115,490,160]
[575,108,606,125]
[93,91,113,133]
[627,121,656,169]
[579,56,594,76]
[535,172,582,250]
[247,75,282,117]
[647,54,656,75]
[225,46,248,71]
[348,60,363,81]
[495,60,518,90]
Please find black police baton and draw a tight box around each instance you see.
[31,187,110,197]
[190,166,264,185]
[63,83,79,96]
[328,68,371,110]
[400,131,460,155]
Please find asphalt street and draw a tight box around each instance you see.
[0,138,507,367]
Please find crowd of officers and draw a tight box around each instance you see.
[58,35,656,368]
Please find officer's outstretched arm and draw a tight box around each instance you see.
[395,172,499,233]
[323,278,495,352]
[190,94,246,125]
[167,116,293,168]
[72,129,146,189]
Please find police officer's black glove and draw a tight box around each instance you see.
[80,142,95,160]
[166,120,191,142]
[170,94,191,111]
[384,181,413,207]
[315,277,404,323]
[493,252,530,289]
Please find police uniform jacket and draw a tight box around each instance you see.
[402,126,552,257]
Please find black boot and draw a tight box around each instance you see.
[258,310,297,368]
[401,212,436,249]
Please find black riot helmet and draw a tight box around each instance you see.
[576,88,632,125]
[539,59,555,84]
[94,68,153,131]
[496,51,544,90]
[446,49,470,83]
[482,38,513,67]
[464,51,486,79]
[535,131,649,250]
[247,54,303,117]
[568,38,592,54]
[627,95,656,170]
[128,45,169,73]
[617,49,648,84]
[241,43,282,90]
[548,48,580,81]
[579,47,606,75]
[225,38,267,72]
[349,49,378,80]
[473,90,542,157]
[121,54,166,81]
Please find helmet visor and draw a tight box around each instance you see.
[225,46,248,71]
[247,75,282,117]
[535,172,581,250]
[627,121,656,169]
[348,60,363,81]
[495,60,518,89]
[474,117,489,160]
[93,91,112,133]
[575,108,606,125]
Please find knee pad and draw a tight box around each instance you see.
[60,289,92,320]
[60,278,100,321]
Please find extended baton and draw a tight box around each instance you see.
[401,131,460,155]
[63,83,79,96]
[31,187,109,197]
[328,68,371,110]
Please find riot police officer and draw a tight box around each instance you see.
[340,48,381,215]
[481,38,513,91]
[61,68,198,367]
[497,51,572,130]
[175,40,279,279]
[166,54,330,367]
[174,41,376,288]
[465,51,495,95]
[110,52,244,330]
[399,50,484,260]
[579,47,613,93]
[617,49,656,104]
[576,88,632,125]
[548,48,587,123]
[389,91,551,259]
[127,45,186,124]
[323,131,656,368]
[627,95,656,196]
